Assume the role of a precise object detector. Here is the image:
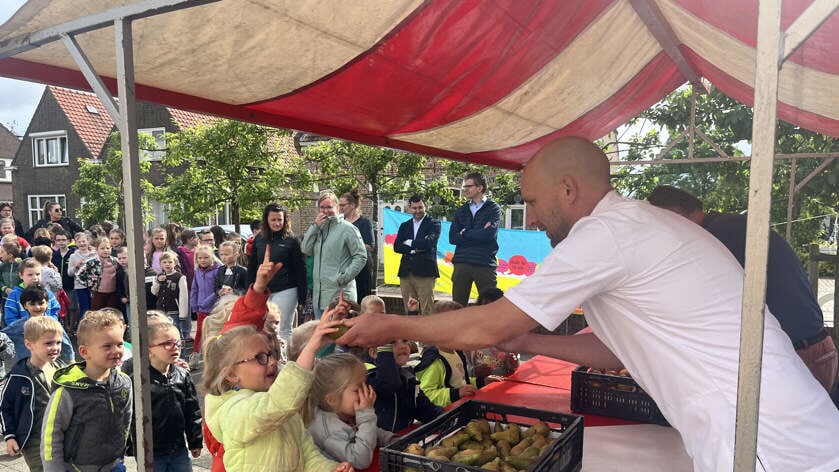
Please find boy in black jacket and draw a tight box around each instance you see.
[122,316,202,471]
[1,317,65,472]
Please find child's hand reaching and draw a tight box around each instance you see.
[253,249,284,294]
[334,462,354,472]
[296,310,347,370]
[458,384,478,398]
[355,383,376,411]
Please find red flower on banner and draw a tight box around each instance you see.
[507,255,529,276]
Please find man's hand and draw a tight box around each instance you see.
[5,438,19,456]
[406,295,419,313]
[191,448,202,458]
[253,249,283,294]
[484,221,492,229]
[337,313,401,347]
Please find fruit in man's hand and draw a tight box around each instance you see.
[327,324,349,340]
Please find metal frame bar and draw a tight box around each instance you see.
[782,0,839,61]
[608,151,839,166]
[61,33,121,123]
[629,0,709,93]
[0,0,217,59]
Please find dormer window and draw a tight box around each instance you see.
[31,131,69,167]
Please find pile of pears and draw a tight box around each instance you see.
[402,418,555,471]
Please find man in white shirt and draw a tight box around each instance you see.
[340,136,839,472]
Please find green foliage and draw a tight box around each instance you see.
[161,119,312,231]
[615,86,838,273]
[303,140,427,202]
[72,131,161,227]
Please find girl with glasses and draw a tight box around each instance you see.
[202,318,353,472]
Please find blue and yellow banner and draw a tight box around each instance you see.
[382,208,553,299]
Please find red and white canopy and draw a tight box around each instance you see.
[0,0,837,169]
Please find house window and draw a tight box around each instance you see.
[28,194,67,226]
[31,131,68,167]
[503,204,526,230]
[0,159,11,183]
[139,128,166,161]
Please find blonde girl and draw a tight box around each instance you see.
[303,353,393,469]
[202,320,354,472]
[190,244,221,355]
[67,231,96,329]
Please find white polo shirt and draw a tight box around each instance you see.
[507,191,839,472]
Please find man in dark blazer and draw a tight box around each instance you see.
[394,195,440,314]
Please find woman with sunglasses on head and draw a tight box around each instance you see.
[246,203,308,349]
[25,201,83,243]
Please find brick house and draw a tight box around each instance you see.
[12,86,209,231]
[0,124,17,203]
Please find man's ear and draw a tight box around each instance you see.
[558,175,578,202]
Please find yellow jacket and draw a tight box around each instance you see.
[205,362,336,472]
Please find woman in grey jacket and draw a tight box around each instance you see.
[302,191,367,318]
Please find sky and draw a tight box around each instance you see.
[0,0,45,137]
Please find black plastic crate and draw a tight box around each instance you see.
[380,400,583,472]
[570,366,669,426]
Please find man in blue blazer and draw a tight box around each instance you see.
[394,195,440,314]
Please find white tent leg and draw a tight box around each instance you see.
[733,0,781,469]
[114,18,154,471]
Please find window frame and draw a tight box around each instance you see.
[139,127,166,161]
[31,131,69,167]
[28,194,67,227]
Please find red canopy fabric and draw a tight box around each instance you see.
[1,0,837,169]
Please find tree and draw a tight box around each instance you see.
[614,86,838,270]
[72,131,161,227]
[161,119,312,232]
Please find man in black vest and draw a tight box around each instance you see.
[394,195,440,314]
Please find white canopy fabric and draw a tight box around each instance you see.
[1,0,837,169]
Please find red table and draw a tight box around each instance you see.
[365,356,692,471]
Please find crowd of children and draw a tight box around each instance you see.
[0,201,515,472]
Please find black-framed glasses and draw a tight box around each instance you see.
[235,351,277,366]
[150,339,183,350]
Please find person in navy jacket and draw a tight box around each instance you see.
[394,195,440,315]
[448,173,501,306]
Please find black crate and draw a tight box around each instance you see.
[570,367,669,426]
[380,400,583,472]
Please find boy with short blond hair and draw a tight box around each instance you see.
[0,316,65,472]
[41,310,132,472]
[4,259,61,326]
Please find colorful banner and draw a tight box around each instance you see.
[382,208,553,299]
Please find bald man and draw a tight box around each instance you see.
[341,137,839,472]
